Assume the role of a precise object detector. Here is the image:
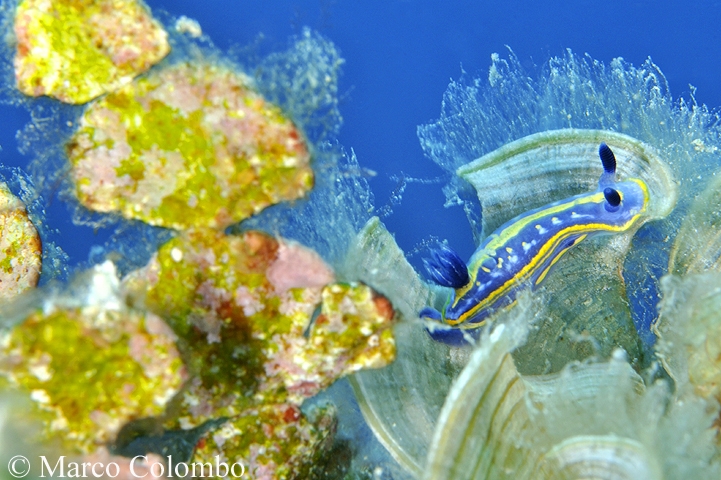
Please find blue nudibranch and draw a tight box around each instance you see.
[420,143,649,346]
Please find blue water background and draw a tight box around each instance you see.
[2,0,720,278]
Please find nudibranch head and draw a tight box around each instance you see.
[421,142,650,346]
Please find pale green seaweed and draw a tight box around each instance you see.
[669,172,721,275]
[426,311,719,479]
[352,50,721,477]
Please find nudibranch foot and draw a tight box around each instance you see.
[421,141,650,346]
[419,306,442,321]
[423,319,479,346]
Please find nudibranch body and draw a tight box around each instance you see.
[421,144,649,346]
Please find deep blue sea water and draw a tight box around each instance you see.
[2,0,721,275]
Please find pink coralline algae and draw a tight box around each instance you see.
[6,5,394,474]
[122,228,395,471]
[0,263,187,453]
[66,62,314,230]
[192,403,336,480]
[13,0,170,104]
[0,181,41,300]
[124,229,395,417]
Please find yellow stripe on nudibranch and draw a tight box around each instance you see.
[420,144,650,346]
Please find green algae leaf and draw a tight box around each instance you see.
[347,218,455,477]
[426,311,719,480]
[655,273,721,404]
[669,173,721,275]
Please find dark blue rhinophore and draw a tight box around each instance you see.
[603,187,621,211]
[599,142,617,174]
[423,244,470,289]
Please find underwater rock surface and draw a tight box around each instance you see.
[0,262,187,453]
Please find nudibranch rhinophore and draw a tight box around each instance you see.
[420,143,649,346]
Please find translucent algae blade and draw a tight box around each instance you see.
[457,129,676,237]
[425,313,720,480]
[0,181,41,300]
[67,62,314,231]
[512,237,644,374]
[347,218,460,476]
[13,0,169,104]
[655,273,721,406]
[342,217,433,319]
[668,173,721,275]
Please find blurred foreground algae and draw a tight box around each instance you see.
[0,179,41,299]
[1,8,401,478]
[13,0,169,104]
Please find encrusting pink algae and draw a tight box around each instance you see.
[0,263,187,453]
[0,181,41,300]
[2,2,397,477]
[14,0,170,104]
[67,62,314,231]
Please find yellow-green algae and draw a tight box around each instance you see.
[118,228,396,475]
[13,0,169,104]
[5,14,392,475]
[194,403,335,480]
[67,62,314,230]
[0,180,41,300]
[122,229,395,423]
[0,264,186,453]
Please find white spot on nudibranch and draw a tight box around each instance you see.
[535,224,548,234]
[551,217,562,225]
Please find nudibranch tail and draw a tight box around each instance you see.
[421,142,650,347]
[423,244,470,289]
